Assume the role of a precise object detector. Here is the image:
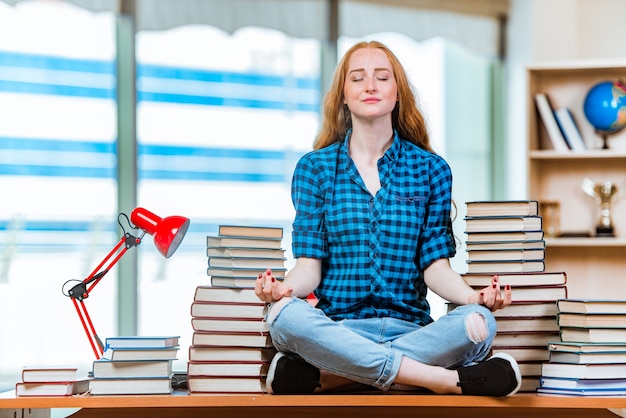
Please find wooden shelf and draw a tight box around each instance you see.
[545,237,626,247]
[2,392,626,418]
[527,61,626,299]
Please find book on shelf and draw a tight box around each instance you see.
[207,235,283,249]
[194,286,263,304]
[549,341,626,354]
[537,386,626,397]
[549,350,626,365]
[553,107,586,152]
[540,376,626,391]
[21,366,78,383]
[192,331,273,348]
[209,276,267,289]
[89,376,173,395]
[519,377,541,393]
[208,256,286,269]
[15,379,90,397]
[207,246,286,259]
[557,313,626,328]
[218,225,284,239]
[465,200,539,217]
[465,240,546,251]
[191,301,269,319]
[557,299,626,314]
[466,248,545,262]
[91,359,173,378]
[462,271,566,287]
[534,92,570,152]
[464,230,544,243]
[464,216,542,233]
[493,301,559,319]
[560,327,626,344]
[101,347,180,361]
[541,362,626,380]
[493,332,560,348]
[469,284,566,302]
[187,361,270,377]
[104,335,180,349]
[518,361,544,377]
[191,317,269,334]
[449,301,559,319]
[492,347,550,362]
[207,267,286,279]
[187,376,266,393]
[495,317,559,333]
[465,260,545,274]
[189,346,277,363]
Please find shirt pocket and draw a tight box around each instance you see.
[385,193,428,232]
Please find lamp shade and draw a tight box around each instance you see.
[130,207,190,258]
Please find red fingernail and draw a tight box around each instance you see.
[505,285,511,290]
[492,284,497,289]
[271,277,276,282]
[267,269,272,274]
[258,273,263,279]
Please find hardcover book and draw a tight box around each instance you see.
[206,246,286,259]
[466,248,545,262]
[104,336,180,349]
[190,302,269,319]
[464,230,544,243]
[560,327,626,344]
[91,359,173,378]
[206,235,283,249]
[188,346,277,363]
[187,376,266,393]
[101,347,180,361]
[218,225,283,239]
[21,367,78,383]
[464,216,543,233]
[462,271,566,287]
[465,260,545,274]
[191,331,273,348]
[16,380,90,397]
[465,200,539,217]
[191,318,269,334]
[187,361,270,377]
[193,286,263,304]
[557,299,626,314]
[89,376,173,395]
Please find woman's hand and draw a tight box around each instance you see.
[254,268,294,303]
[468,275,512,311]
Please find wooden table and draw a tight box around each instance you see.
[2,391,626,418]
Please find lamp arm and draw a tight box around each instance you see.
[64,231,143,358]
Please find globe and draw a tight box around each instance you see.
[583,80,626,148]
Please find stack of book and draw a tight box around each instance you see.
[15,366,89,397]
[88,335,180,395]
[187,224,285,394]
[206,224,287,288]
[462,200,568,392]
[538,299,626,397]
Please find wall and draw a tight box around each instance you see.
[504,0,626,198]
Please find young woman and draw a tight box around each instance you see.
[255,40,521,396]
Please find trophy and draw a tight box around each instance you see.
[582,178,624,237]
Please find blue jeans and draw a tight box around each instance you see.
[266,298,496,391]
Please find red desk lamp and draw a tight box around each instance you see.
[62,207,190,358]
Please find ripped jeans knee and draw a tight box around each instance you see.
[464,311,488,344]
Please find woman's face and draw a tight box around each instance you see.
[343,47,398,123]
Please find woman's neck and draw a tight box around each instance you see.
[349,128,394,163]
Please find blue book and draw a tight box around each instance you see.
[104,335,180,350]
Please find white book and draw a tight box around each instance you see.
[554,107,586,151]
[535,93,569,151]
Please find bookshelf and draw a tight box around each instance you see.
[527,61,626,299]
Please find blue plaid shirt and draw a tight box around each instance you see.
[291,131,456,325]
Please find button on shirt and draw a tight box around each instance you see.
[291,132,456,325]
